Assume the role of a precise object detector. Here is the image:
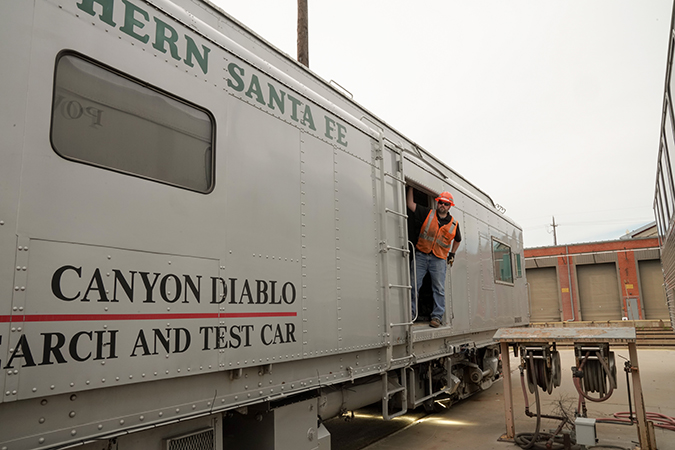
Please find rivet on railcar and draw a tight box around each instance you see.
[406,186,462,328]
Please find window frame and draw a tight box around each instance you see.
[49,51,216,194]
[491,237,514,286]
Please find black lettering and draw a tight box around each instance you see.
[211,277,227,304]
[199,326,213,350]
[228,278,239,304]
[52,265,82,301]
[94,330,118,360]
[215,326,227,349]
[39,332,67,365]
[269,280,281,304]
[139,272,161,303]
[153,329,171,354]
[160,274,181,303]
[130,330,151,357]
[285,323,297,343]
[183,275,201,303]
[261,324,273,345]
[241,325,253,347]
[70,331,93,362]
[240,279,253,304]
[174,328,190,353]
[113,269,135,302]
[3,335,36,368]
[82,268,110,302]
[227,325,240,349]
[282,282,296,304]
[256,280,268,304]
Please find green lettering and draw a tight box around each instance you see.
[245,74,266,105]
[76,0,116,27]
[324,116,336,139]
[227,63,245,92]
[184,35,211,75]
[120,0,149,44]
[301,105,316,131]
[288,95,302,122]
[267,84,285,113]
[153,17,181,60]
[337,122,348,146]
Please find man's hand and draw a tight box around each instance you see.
[447,252,455,266]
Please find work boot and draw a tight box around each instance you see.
[430,318,441,328]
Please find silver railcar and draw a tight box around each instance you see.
[654,1,675,327]
[0,0,528,448]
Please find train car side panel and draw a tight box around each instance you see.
[0,0,35,404]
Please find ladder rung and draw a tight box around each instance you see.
[384,172,405,184]
[385,208,407,218]
[386,386,406,396]
[386,245,409,253]
[389,284,411,290]
[389,355,413,364]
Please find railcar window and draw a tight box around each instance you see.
[492,238,514,285]
[661,152,674,221]
[661,137,675,213]
[665,107,675,176]
[51,54,214,192]
[514,252,523,278]
[655,187,667,240]
[669,37,675,101]
[657,180,668,235]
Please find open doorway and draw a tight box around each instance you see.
[407,185,435,321]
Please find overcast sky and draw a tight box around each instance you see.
[211,0,672,248]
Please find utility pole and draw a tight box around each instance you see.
[551,216,558,246]
[297,0,309,67]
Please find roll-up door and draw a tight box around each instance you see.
[527,267,561,322]
[639,260,669,320]
[578,263,622,321]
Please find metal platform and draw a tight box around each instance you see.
[494,326,656,450]
[493,325,636,344]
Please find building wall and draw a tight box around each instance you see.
[524,237,665,322]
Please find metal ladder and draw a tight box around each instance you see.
[373,131,414,419]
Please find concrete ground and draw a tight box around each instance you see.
[362,348,675,450]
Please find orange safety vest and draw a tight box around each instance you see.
[416,210,458,259]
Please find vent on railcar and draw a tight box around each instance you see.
[164,428,214,450]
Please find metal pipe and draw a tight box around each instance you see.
[565,245,576,322]
[318,380,384,420]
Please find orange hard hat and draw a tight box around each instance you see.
[435,191,455,206]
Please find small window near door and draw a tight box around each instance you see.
[514,252,523,278]
[492,238,514,285]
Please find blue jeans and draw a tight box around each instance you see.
[411,250,446,321]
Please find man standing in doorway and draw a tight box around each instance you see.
[407,187,461,328]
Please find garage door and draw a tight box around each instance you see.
[527,267,561,322]
[639,260,669,320]
[578,263,622,321]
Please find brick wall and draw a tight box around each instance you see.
[525,238,659,321]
